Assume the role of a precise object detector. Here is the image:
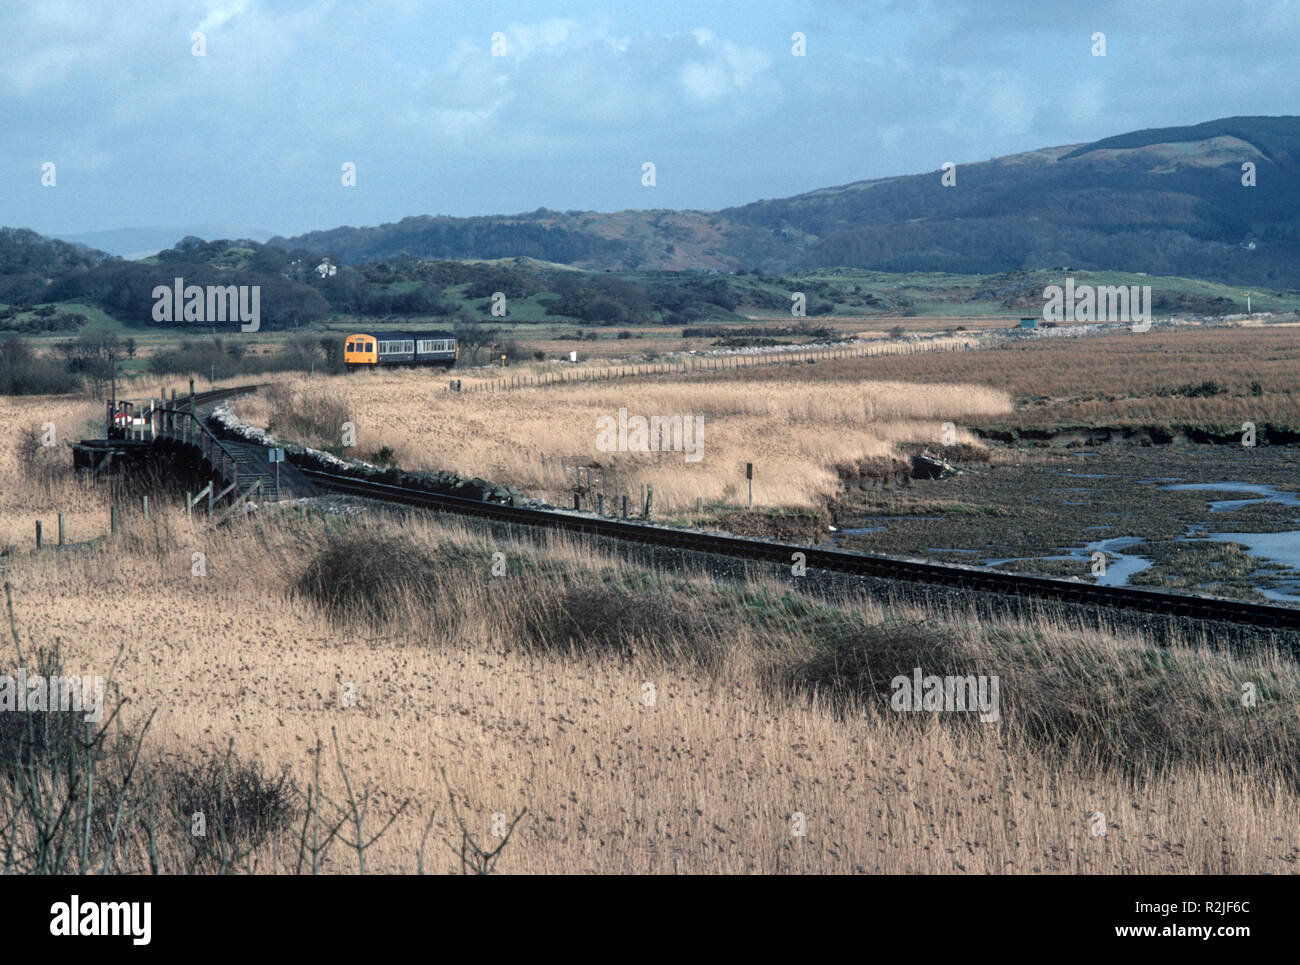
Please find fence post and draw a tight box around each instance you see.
[142,495,148,519]
[186,492,192,519]
[58,513,65,546]
[35,521,42,549]
[111,505,119,534]
[622,494,629,519]
[597,493,605,516]
[644,484,653,519]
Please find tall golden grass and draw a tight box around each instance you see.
[3,503,1297,873]
[237,371,1010,513]
[0,395,105,549]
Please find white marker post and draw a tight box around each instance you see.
[269,447,285,499]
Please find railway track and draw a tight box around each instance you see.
[188,383,269,407]
[299,468,1300,631]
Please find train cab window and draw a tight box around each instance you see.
[346,342,355,352]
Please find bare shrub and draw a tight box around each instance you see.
[266,386,353,449]
[156,745,298,872]
[15,424,65,484]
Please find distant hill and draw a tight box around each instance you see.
[5,222,1300,341]
[269,116,1300,286]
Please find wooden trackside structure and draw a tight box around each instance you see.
[72,382,311,514]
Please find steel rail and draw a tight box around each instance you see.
[298,468,1300,630]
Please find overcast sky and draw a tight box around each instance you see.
[3,0,1296,241]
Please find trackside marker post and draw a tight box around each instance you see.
[269,447,285,499]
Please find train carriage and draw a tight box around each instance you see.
[344,331,458,369]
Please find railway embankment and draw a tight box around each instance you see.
[207,402,530,507]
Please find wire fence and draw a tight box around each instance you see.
[453,336,979,394]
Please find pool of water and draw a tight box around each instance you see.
[1160,481,1300,512]
[1259,584,1300,604]
[1202,530,1300,568]
[984,536,1153,586]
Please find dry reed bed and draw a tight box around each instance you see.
[711,327,1300,428]
[236,372,1010,513]
[3,504,1298,873]
[0,395,106,549]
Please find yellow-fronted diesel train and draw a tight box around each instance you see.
[344,331,458,370]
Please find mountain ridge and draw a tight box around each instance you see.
[266,115,1300,286]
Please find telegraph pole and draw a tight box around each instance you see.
[108,346,117,435]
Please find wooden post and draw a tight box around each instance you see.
[111,505,119,534]
[747,462,753,508]
[35,521,42,549]
[597,493,605,516]
[189,378,195,413]
[142,495,148,519]
[186,492,192,519]
[622,494,629,519]
[58,513,65,546]
[644,484,653,519]
[696,496,702,514]
[573,492,581,511]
